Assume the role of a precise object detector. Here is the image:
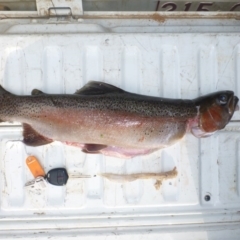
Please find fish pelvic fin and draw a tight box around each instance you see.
[75,81,125,95]
[23,123,53,146]
[82,144,107,153]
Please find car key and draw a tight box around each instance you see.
[25,156,93,188]
[45,168,93,186]
[25,169,92,188]
[45,168,68,186]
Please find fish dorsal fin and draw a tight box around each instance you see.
[0,85,11,95]
[31,89,46,96]
[75,81,125,95]
[23,123,53,146]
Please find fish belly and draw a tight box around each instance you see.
[21,107,187,153]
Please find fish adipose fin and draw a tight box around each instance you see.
[31,89,46,95]
[23,123,53,146]
[75,81,125,95]
[82,144,107,153]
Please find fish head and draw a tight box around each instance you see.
[192,91,239,137]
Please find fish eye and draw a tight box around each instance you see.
[218,94,228,105]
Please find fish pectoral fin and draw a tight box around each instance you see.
[31,89,46,95]
[82,144,107,153]
[23,123,53,146]
[75,81,125,95]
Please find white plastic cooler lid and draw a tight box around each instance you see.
[0,3,240,239]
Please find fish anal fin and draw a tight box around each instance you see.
[31,89,46,96]
[75,81,125,95]
[82,144,107,153]
[23,123,53,146]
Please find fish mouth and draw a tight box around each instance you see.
[228,95,239,117]
[235,103,239,111]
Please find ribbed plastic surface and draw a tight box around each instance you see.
[0,28,240,235]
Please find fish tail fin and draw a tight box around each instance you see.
[0,85,12,96]
[0,85,14,123]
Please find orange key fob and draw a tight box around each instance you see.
[26,156,45,178]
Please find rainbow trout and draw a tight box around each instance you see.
[0,81,238,158]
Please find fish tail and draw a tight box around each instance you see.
[0,85,12,96]
[0,85,13,122]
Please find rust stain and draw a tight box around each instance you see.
[154,180,162,190]
[151,13,165,23]
[82,13,166,22]
[0,11,239,21]
[82,12,240,21]
[0,11,238,20]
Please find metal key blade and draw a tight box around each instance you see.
[45,168,96,186]
[68,173,95,178]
